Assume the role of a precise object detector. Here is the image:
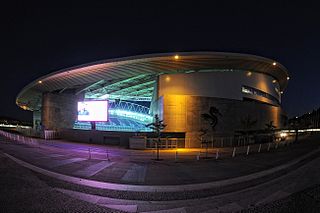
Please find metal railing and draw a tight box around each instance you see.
[199,134,300,148]
[146,138,185,149]
[0,130,313,162]
[0,130,40,146]
[145,138,299,162]
[44,130,60,140]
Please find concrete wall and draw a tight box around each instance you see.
[157,71,285,147]
[59,129,185,148]
[60,129,138,147]
[41,92,83,130]
[161,95,285,147]
[158,70,281,106]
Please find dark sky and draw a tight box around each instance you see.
[1,1,320,122]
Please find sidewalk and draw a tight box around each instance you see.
[1,134,319,186]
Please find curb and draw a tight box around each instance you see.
[4,147,320,193]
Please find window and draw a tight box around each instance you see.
[242,85,280,104]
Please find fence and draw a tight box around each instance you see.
[0,129,310,162]
[15,127,42,138]
[200,136,236,148]
[146,138,185,149]
[44,130,60,140]
[0,130,41,146]
[138,134,298,150]
[168,139,296,161]
[0,130,114,161]
[145,135,266,149]
[199,133,303,148]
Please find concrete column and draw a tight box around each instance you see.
[33,110,41,131]
[41,92,83,130]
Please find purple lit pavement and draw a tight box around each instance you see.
[1,134,320,212]
[0,135,318,186]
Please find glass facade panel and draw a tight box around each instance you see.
[242,85,280,104]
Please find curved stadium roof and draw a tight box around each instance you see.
[16,52,289,111]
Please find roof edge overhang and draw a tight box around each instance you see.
[16,51,289,111]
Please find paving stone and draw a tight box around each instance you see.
[121,164,147,183]
[48,158,87,168]
[73,161,115,178]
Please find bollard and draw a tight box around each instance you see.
[175,151,178,161]
[267,143,271,151]
[258,144,262,153]
[216,149,219,160]
[246,145,250,155]
[106,149,110,161]
[196,151,200,161]
[88,148,92,159]
[232,147,236,158]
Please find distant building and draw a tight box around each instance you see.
[0,116,32,128]
[289,108,320,129]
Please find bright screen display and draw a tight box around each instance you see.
[77,101,108,122]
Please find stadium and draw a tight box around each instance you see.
[16,52,289,148]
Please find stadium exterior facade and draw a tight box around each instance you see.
[16,52,289,147]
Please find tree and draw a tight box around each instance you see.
[290,119,304,143]
[290,114,313,143]
[265,121,276,142]
[145,114,166,160]
[240,115,257,144]
[201,106,222,157]
[198,128,209,158]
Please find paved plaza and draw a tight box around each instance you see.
[0,134,318,185]
[1,133,320,212]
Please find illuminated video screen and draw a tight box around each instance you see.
[77,100,108,122]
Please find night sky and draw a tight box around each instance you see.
[1,1,319,122]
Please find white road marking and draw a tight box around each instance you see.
[48,158,86,168]
[74,161,115,177]
[121,164,147,183]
